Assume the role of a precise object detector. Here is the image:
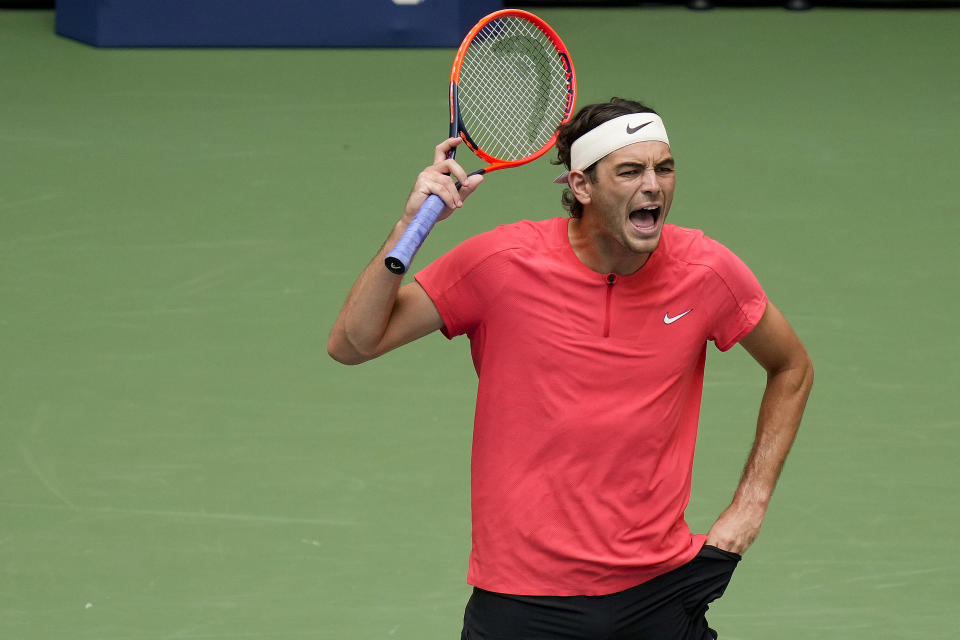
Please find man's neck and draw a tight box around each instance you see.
[567,217,652,276]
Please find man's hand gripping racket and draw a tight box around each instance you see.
[385,9,577,275]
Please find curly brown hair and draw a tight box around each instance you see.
[553,98,660,218]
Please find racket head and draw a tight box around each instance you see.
[448,9,576,173]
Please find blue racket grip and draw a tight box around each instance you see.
[384,194,446,274]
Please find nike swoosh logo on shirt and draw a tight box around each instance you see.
[663,309,693,324]
[626,121,653,135]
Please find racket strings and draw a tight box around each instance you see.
[458,17,571,161]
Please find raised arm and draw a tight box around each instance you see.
[705,301,814,554]
[327,138,484,365]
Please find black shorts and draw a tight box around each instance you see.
[460,545,741,640]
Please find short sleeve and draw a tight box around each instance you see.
[700,239,768,351]
[414,229,514,339]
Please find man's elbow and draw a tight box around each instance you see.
[786,351,815,397]
[327,334,372,366]
[767,347,814,396]
[801,353,814,393]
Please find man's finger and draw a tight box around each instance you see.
[436,159,470,187]
[459,173,485,200]
[433,137,462,163]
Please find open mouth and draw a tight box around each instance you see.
[629,205,661,234]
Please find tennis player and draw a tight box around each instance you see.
[329,97,813,639]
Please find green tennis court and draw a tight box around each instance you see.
[1,6,958,639]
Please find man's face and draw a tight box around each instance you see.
[580,141,676,258]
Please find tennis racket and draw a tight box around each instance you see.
[384,9,576,275]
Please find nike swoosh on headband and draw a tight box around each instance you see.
[626,121,653,134]
[554,114,670,183]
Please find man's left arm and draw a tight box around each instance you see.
[706,301,814,555]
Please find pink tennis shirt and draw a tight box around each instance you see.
[415,217,767,596]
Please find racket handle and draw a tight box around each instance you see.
[384,194,446,275]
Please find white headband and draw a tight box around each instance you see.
[554,113,670,184]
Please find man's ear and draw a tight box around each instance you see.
[568,170,592,205]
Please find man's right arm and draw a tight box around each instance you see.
[327,224,443,365]
[327,138,483,365]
